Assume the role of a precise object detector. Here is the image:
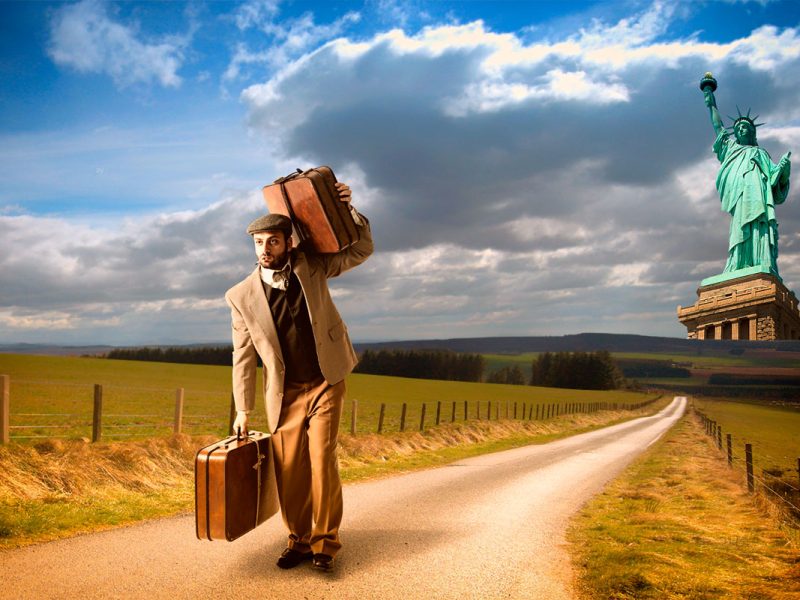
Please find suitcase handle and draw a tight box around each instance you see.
[235,427,260,441]
[272,168,304,185]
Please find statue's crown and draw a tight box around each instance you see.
[729,106,764,130]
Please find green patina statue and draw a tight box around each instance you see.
[701,72,792,283]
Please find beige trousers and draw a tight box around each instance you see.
[271,377,344,557]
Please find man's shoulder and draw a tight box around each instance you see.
[225,269,258,301]
[292,246,322,270]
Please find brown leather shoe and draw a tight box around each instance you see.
[276,547,313,569]
[312,553,334,572]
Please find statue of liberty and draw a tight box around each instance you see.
[701,73,791,280]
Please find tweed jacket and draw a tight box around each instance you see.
[225,216,373,433]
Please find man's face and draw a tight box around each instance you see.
[735,121,756,146]
[253,230,292,270]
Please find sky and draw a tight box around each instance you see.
[1,0,800,346]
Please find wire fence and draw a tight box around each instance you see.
[1,373,662,444]
[695,407,800,527]
[1,376,229,442]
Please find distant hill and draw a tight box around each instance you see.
[4,333,800,358]
[0,342,223,357]
[353,333,800,354]
[0,343,114,356]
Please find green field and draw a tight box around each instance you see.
[613,350,800,369]
[484,349,800,376]
[482,352,538,375]
[692,398,800,476]
[0,353,657,442]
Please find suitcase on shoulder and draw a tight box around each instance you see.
[262,166,361,253]
[195,430,279,541]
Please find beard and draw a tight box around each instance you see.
[259,248,290,270]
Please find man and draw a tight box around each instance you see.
[225,181,373,572]
[703,78,791,275]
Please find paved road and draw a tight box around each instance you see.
[1,397,686,600]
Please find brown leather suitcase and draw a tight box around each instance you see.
[262,166,361,253]
[195,431,279,541]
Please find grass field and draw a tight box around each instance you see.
[692,397,800,476]
[0,353,657,442]
[485,348,800,374]
[482,352,538,375]
[569,411,800,599]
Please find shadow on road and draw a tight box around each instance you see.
[235,526,452,580]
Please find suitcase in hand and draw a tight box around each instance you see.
[195,431,279,541]
[262,166,361,253]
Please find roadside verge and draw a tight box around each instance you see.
[0,399,669,549]
[568,406,800,599]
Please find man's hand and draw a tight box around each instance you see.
[232,411,250,436]
[335,182,352,203]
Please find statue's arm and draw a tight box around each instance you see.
[703,88,725,136]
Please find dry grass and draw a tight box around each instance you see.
[568,407,800,599]
[337,406,660,479]
[0,402,666,548]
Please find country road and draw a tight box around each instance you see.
[1,396,686,600]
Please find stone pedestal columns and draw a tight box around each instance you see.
[677,273,800,341]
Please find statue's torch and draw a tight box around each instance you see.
[700,72,718,107]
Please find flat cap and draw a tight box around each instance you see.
[246,213,293,235]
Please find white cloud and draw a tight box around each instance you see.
[233,0,282,31]
[47,0,189,88]
[0,192,264,344]
[729,25,800,71]
[223,5,360,84]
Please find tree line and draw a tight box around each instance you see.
[106,345,234,366]
[529,351,625,390]
[105,345,624,390]
[353,349,485,382]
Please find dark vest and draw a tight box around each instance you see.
[263,272,322,383]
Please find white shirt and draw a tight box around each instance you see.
[260,261,292,291]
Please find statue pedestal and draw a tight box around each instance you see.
[677,272,800,340]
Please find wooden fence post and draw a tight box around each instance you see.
[419,403,427,431]
[513,402,517,420]
[451,401,456,423]
[716,426,722,450]
[535,404,540,420]
[92,384,103,443]
[377,403,385,433]
[745,443,754,493]
[726,434,732,466]
[0,375,8,444]
[436,401,441,426]
[229,393,236,435]
[174,388,184,434]
[351,399,358,435]
[487,400,491,420]
[476,400,480,420]
[463,400,467,421]
[400,403,407,432]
